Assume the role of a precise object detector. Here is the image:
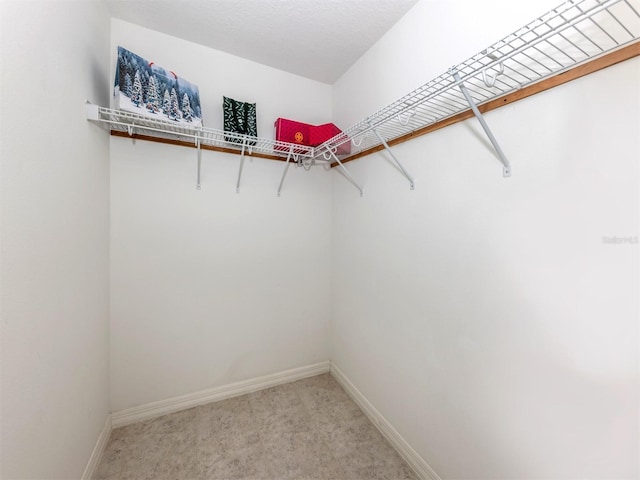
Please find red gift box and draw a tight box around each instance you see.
[274,118,312,151]
[310,123,351,155]
[274,118,350,155]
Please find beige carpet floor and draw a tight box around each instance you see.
[94,373,417,480]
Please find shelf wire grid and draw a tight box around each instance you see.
[89,105,318,161]
[316,0,640,159]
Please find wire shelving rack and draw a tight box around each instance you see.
[314,0,640,187]
[86,104,325,193]
[87,0,640,194]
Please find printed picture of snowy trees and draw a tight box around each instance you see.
[114,46,202,127]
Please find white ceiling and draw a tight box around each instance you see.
[104,0,419,84]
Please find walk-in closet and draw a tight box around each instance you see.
[1,0,638,478]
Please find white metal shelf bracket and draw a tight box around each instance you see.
[325,147,364,196]
[371,125,415,190]
[236,139,248,193]
[450,68,511,177]
[277,146,298,197]
[196,136,202,190]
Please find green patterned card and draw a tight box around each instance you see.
[223,96,257,145]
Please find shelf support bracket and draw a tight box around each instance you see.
[277,146,297,197]
[325,147,364,196]
[195,136,202,190]
[371,126,415,190]
[236,139,247,193]
[450,68,511,177]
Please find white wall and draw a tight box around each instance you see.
[331,1,639,478]
[0,1,111,478]
[109,20,333,411]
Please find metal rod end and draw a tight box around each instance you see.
[197,184,201,190]
[503,165,512,177]
[410,183,415,190]
[236,188,240,193]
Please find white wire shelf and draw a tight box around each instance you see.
[86,104,332,194]
[87,0,639,194]
[315,0,640,164]
[86,104,318,161]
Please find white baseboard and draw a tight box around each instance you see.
[330,363,442,480]
[111,361,331,428]
[82,414,112,480]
